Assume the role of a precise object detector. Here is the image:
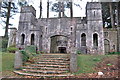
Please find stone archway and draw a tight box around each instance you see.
[104,39,110,53]
[50,35,68,53]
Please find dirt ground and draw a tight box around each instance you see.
[72,55,120,78]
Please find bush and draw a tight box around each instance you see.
[108,52,120,55]
[37,51,44,54]
[7,45,18,53]
[93,58,101,61]
[2,38,8,52]
[25,45,36,54]
[76,50,81,54]
[20,50,29,62]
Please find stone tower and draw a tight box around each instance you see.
[16,6,41,49]
[86,2,104,54]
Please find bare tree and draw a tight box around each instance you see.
[39,0,42,18]
[58,1,61,18]
[109,2,114,28]
[62,2,64,17]
[47,0,49,18]
[70,2,73,18]
[4,2,11,38]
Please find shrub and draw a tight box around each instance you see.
[25,45,36,54]
[93,58,101,61]
[107,63,112,66]
[108,52,120,55]
[7,45,18,53]
[1,38,8,52]
[37,51,44,54]
[76,50,81,54]
[20,50,29,62]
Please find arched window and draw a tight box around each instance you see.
[21,34,25,45]
[93,33,98,47]
[81,33,86,46]
[31,34,35,45]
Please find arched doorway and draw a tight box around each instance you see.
[21,34,25,45]
[81,33,86,46]
[31,34,35,45]
[93,33,98,47]
[50,35,67,53]
[104,39,110,53]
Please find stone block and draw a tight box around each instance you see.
[14,50,23,69]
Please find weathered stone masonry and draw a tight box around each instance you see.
[10,2,119,54]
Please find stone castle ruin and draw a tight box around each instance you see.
[8,2,120,76]
[9,2,120,54]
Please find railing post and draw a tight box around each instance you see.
[14,50,23,69]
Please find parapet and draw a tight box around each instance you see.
[86,2,102,10]
[21,5,36,17]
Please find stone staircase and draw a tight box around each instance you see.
[14,54,71,77]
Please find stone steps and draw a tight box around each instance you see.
[35,59,69,63]
[14,71,71,77]
[29,64,69,68]
[14,53,70,77]
[22,69,68,74]
[22,66,69,71]
[35,62,69,65]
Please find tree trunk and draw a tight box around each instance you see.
[58,2,61,18]
[47,0,49,18]
[0,2,2,13]
[116,2,119,26]
[62,2,64,17]
[118,1,120,26]
[39,0,42,18]
[70,2,73,18]
[4,2,11,38]
[109,2,114,28]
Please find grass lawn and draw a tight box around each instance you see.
[0,52,15,77]
[0,52,117,78]
[75,54,117,74]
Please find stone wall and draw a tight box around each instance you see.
[104,28,118,53]
[16,2,105,54]
[8,28,17,47]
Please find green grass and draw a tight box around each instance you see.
[75,54,114,74]
[1,52,15,72]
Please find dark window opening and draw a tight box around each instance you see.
[104,32,108,37]
[94,11,95,17]
[81,33,86,46]
[58,47,66,53]
[31,34,35,45]
[21,34,25,45]
[93,33,98,47]
[113,45,115,50]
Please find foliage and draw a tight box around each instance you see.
[37,51,44,54]
[101,2,118,28]
[1,37,8,52]
[107,63,112,66]
[20,50,29,62]
[76,50,81,54]
[25,45,36,55]
[92,58,101,61]
[7,45,18,53]
[0,2,19,26]
[108,52,120,55]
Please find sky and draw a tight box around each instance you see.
[0,0,99,36]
